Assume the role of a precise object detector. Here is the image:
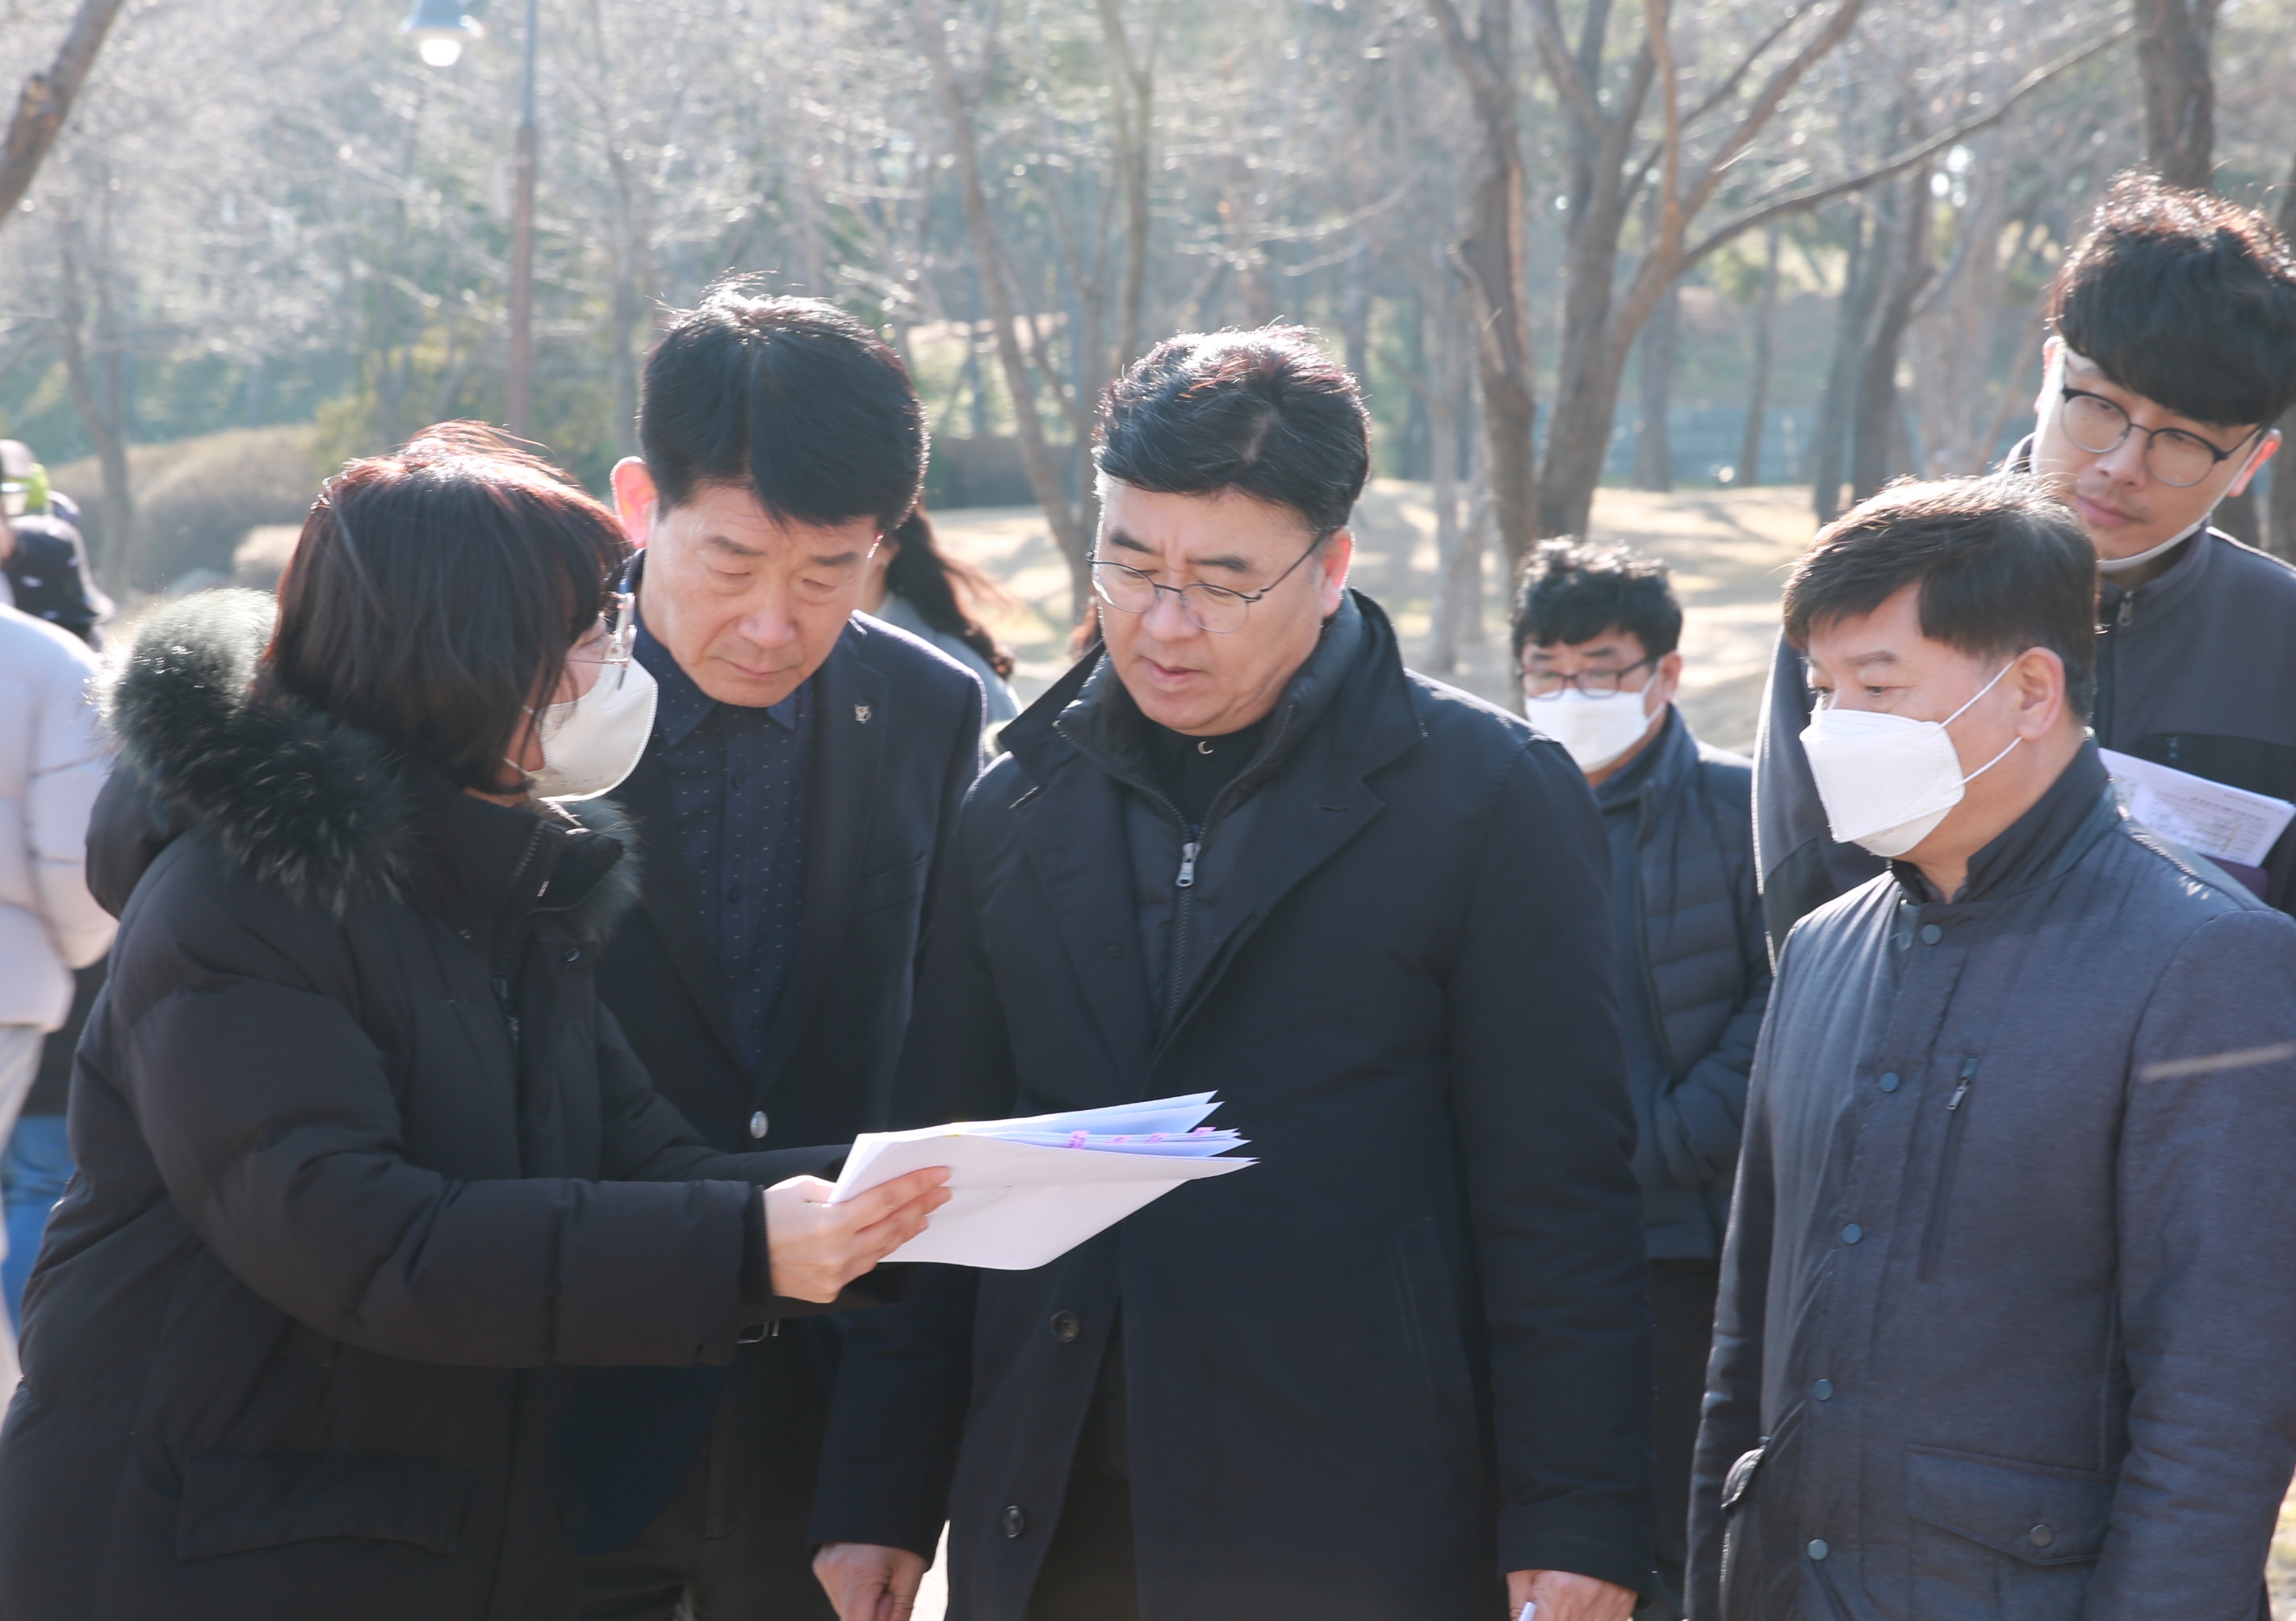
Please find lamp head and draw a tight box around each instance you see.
[402,0,483,66]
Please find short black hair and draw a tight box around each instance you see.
[2050,173,2296,429]
[1095,326,1370,535]
[1513,540,1682,660]
[268,423,628,793]
[639,280,927,530]
[1782,475,2097,721]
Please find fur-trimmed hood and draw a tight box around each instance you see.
[97,588,638,935]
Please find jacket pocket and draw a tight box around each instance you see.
[1918,1056,1980,1284]
[175,1450,469,1560]
[855,852,930,915]
[1384,1217,1478,1470]
[1905,1445,2114,1621]
[1717,1401,1805,1621]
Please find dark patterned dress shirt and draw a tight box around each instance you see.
[635,622,812,1076]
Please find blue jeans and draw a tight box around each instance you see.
[1,1114,71,1330]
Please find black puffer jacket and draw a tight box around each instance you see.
[0,592,842,1621]
[1615,712,1769,1258]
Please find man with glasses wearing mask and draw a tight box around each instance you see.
[1754,175,2296,946]
[811,328,1654,1621]
[1689,475,2296,1621]
[1515,542,1769,1621]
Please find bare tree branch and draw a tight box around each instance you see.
[1678,24,2134,272]
[0,0,129,236]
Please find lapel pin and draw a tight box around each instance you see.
[855,704,872,724]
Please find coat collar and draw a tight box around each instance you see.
[1001,591,1423,1083]
[1890,741,2119,909]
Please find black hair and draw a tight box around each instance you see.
[1095,325,1370,535]
[2050,173,2296,429]
[639,279,928,530]
[1512,539,1683,660]
[884,508,1015,678]
[267,422,629,793]
[1782,475,2097,720]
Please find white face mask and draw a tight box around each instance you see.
[1527,685,1661,773]
[523,656,660,801]
[1800,662,2019,859]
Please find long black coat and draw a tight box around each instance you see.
[813,594,1654,1619]
[563,610,983,1551]
[0,592,841,1621]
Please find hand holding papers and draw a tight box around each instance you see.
[828,1092,1255,1270]
[2101,748,2296,868]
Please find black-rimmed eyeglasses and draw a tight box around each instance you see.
[2058,387,2260,489]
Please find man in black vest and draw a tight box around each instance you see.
[568,286,986,1620]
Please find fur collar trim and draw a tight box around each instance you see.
[103,589,638,936]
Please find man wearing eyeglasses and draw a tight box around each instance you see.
[1754,175,2296,945]
[811,328,1653,1621]
[1516,542,1769,1621]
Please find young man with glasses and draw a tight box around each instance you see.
[1515,543,1770,1621]
[1754,175,2296,946]
[811,328,1654,1621]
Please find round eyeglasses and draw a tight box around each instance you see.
[2057,387,2259,489]
[1089,538,1327,635]
[1520,656,1653,701]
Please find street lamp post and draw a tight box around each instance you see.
[404,0,538,440]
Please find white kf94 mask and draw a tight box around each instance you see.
[524,656,660,802]
[1527,686,1660,773]
[1800,662,2019,859]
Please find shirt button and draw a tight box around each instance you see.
[749,1112,769,1140]
[1878,1072,1900,1093]
[2029,1523,2054,1548]
[1104,945,1123,960]
[1812,1379,1834,1401]
[727,887,744,905]
[1001,1505,1027,1539]
[1808,1539,1830,1561]
[1920,924,1943,945]
[1841,1223,1864,1245]
[1049,1310,1081,1343]
[563,947,581,963]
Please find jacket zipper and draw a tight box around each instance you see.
[487,822,548,1051]
[1917,1057,1980,1283]
[1155,702,1297,1036]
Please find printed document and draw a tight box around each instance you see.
[829,1092,1255,1269]
[2101,748,2296,869]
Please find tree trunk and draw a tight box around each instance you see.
[0,0,129,240]
[1632,272,1679,492]
[2134,0,2219,191]
[1426,0,1539,572]
[54,218,132,577]
[913,0,1094,617]
[1737,226,1781,484]
[2267,153,2296,560]
[1850,168,1934,503]
[1810,205,1875,522]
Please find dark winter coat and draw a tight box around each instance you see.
[0,592,849,1621]
[564,607,983,1553]
[1755,515,2296,948]
[812,593,1655,1619]
[1691,744,2296,1621]
[1607,710,1770,1259]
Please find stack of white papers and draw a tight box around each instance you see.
[2101,748,2296,868]
[828,1092,1255,1270]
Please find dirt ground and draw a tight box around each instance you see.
[927,484,2296,1619]
[932,480,1819,755]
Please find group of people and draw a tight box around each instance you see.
[0,169,2292,1621]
